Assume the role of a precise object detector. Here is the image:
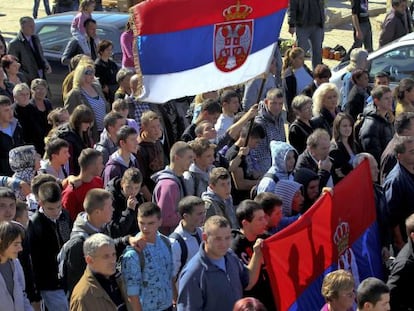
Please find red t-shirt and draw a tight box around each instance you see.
[62,176,104,221]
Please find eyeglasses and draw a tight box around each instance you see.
[84,69,95,76]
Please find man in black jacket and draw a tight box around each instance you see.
[28,181,71,311]
[387,213,414,310]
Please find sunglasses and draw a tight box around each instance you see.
[84,69,95,75]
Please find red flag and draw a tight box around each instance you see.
[262,159,381,310]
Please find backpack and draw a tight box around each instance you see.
[117,233,171,287]
[57,232,89,287]
[169,232,188,276]
[250,172,280,199]
[353,113,366,145]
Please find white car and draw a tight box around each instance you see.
[330,32,414,90]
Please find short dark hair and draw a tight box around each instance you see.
[394,112,414,134]
[0,95,11,106]
[0,221,25,255]
[204,215,230,235]
[0,187,16,201]
[240,122,266,139]
[116,125,137,147]
[45,138,69,161]
[104,111,124,131]
[201,98,222,115]
[178,196,204,218]
[220,89,239,104]
[38,181,61,203]
[121,167,142,185]
[357,277,389,309]
[170,141,192,163]
[254,192,283,216]
[31,174,57,198]
[236,199,263,227]
[313,64,332,79]
[375,71,390,80]
[137,202,161,219]
[78,148,102,170]
[83,18,96,29]
[97,39,113,55]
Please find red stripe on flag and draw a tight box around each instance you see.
[132,0,288,35]
[262,159,376,311]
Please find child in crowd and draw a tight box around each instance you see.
[71,0,96,56]
[0,221,32,311]
[9,145,41,201]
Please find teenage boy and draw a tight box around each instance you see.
[95,111,126,165]
[201,167,238,229]
[0,95,24,176]
[152,141,194,235]
[136,110,167,192]
[121,202,174,311]
[106,167,144,238]
[215,90,240,137]
[357,277,390,311]
[62,148,104,221]
[231,199,276,311]
[28,181,71,311]
[170,196,205,279]
[103,125,139,185]
[40,138,70,181]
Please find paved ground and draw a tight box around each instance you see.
[0,0,387,69]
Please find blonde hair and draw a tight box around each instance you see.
[79,0,95,11]
[321,270,355,302]
[312,82,339,116]
[73,62,95,89]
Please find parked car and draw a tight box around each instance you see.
[34,11,129,107]
[330,32,414,92]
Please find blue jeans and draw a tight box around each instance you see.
[296,25,324,70]
[40,289,68,311]
[33,0,51,18]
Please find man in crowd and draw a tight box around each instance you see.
[70,234,131,311]
[177,215,263,311]
[9,16,51,83]
[357,277,390,311]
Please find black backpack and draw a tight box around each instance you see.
[169,232,188,276]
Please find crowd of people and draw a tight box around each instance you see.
[2,0,414,310]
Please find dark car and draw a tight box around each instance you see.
[35,11,129,106]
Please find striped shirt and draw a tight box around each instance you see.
[82,90,106,131]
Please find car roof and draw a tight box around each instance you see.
[35,11,129,28]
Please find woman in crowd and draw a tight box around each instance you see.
[94,39,119,103]
[282,47,313,122]
[45,107,70,144]
[54,104,94,175]
[120,17,134,70]
[330,113,358,184]
[0,221,32,311]
[64,61,109,142]
[288,94,314,154]
[29,79,53,155]
[345,69,370,121]
[321,269,355,311]
[394,77,414,117]
[312,83,341,137]
[1,54,24,86]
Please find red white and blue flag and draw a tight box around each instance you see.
[131,0,288,103]
[262,160,383,311]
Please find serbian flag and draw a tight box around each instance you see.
[131,0,287,103]
[262,160,383,311]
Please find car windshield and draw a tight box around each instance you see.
[370,45,414,82]
[37,24,123,55]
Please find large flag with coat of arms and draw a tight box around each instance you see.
[131,0,288,103]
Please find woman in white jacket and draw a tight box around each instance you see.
[0,221,33,311]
